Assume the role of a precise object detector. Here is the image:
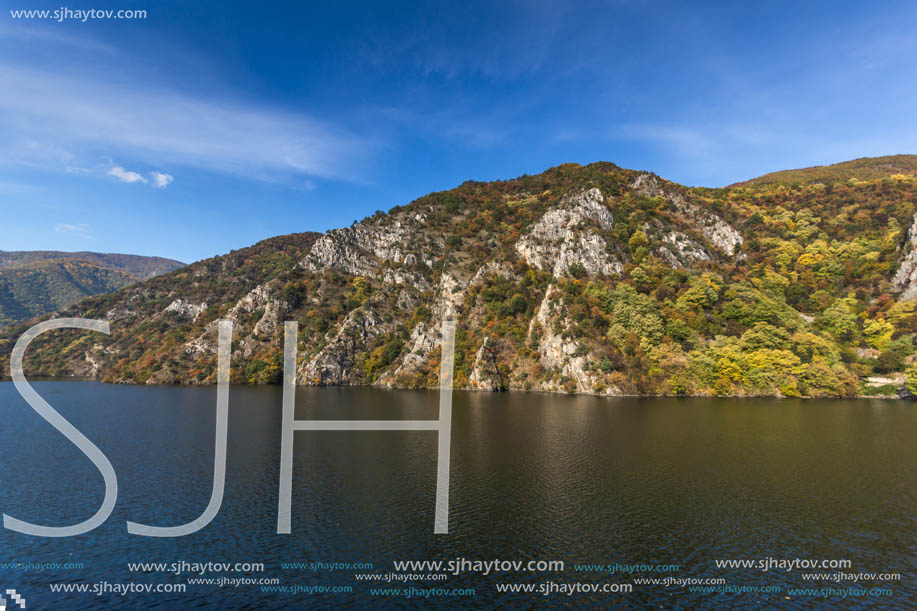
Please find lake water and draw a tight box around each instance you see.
[0,382,913,609]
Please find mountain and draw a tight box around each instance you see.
[3,155,917,398]
[730,154,917,187]
[0,251,184,328]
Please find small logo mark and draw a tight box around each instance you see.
[0,588,25,610]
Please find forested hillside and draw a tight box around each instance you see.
[4,156,917,398]
[0,251,183,327]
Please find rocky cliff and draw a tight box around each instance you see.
[4,157,917,398]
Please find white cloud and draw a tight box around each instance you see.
[0,64,371,183]
[107,165,148,184]
[150,171,173,188]
[53,223,92,239]
[0,26,115,53]
[613,124,717,158]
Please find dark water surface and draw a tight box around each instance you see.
[0,382,913,609]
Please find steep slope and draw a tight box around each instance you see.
[731,154,917,187]
[0,252,184,327]
[0,251,182,278]
[4,160,917,398]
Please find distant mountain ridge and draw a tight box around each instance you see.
[0,251,184,327]
[4,155,917,399]
[0,251,183,278]
[731,154,917,187]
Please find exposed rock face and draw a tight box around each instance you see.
[657,232,712,268]
[83,349,104,377]
[302,231,378,276]
[298,307,384,385]
[696,214,744,256]
[105,293,147,322]
[865,374,905,387]
[632,173,743,255]
[105,306,132,322]
[163,299,208,322]
[380,272,464,384]
[527,284,617,394]
[893,212,917,300]
[19,159,913,399]
[383,268,431,289]
[515,188,622,277]
[184,283,281,358]
[384,320,439,385]
[470,261,518,285]
[302,215,438,279]
[438,272,466,319]
[467,336,504,391]
[251,298,284,339]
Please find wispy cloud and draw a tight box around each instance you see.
[0,25,116,53]
[0,63,372,183]
[613,124,718,158]
[53,223,92,239]
[150,171,173,189]
[108,165,147,184]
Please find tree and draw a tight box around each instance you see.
[863,318,894,351]
[740,322,789,351]
[628,229,649,253]
[874,350,903,373]
[605,285,664,351]
[819,298,859,342]
[630,266,651,291]
[906,364,917,396]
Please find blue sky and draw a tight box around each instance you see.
[2,0,917,263]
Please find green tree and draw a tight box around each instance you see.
[819,297,859,342]
[628,229,649,253]
[740,322,790,351]
[863,318,894,351]
[906,364,917,396]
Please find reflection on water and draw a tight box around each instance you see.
[0,383,913,609]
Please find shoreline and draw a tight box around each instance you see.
[0,375,909,400]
